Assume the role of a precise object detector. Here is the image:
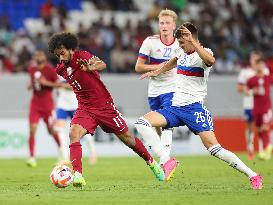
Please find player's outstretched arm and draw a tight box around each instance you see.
[135,58,165,73]
[140,57,177,79]
[77,56,106,72]
[39,77,63,88]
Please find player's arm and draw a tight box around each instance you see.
[135,58,165,73]
[140,57,177,79]
[77,56,106,72]
[237,84,245,93]
[38,77,63,88]
[180,26,215,66]
[192,41,215,67]
[244,79,254,96]
[27,81,33,90]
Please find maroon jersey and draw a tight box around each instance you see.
[55,50,113,109]
[247,75,273,115]
[28,64,58,111]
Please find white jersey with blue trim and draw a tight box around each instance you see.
[56,77,78,110]
[237,67,255,109]
[138,35,179,97]
[172,47,213,106]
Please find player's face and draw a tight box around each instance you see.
[177,36,191,52]
[35,51,47,69]
[54,46,73,65]
[250,53,261,68]
[158,16,176,37]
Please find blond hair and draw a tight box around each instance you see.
[158,9,177,22]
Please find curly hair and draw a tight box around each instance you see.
[48,32,79,54]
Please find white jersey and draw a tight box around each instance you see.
[237,68,255,109]
[172,47,213,106]
[56,77,78,110]
[237,66,269,109]
[138,35,179,97]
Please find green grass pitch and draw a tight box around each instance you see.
[0,155,272,205]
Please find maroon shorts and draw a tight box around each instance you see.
[29,108,55,127]
[253,109,273,127]
[71,103,128,135]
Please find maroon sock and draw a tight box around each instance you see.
[29,134,35,157]
[69,142,82,174]
[260,131,270,149]
[53,133,61,147]
[131,137,153,164]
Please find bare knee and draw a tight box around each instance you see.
[69,124,87,143]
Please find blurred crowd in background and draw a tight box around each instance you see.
[0,0,272,74]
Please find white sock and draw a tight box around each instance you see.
[245,130,254,152]
[55,126,69,162]
[84,134,96,155]
[135,117,170,164]
[208,144,257,178]
[160,128,173,164]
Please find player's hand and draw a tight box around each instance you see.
[140,70,159,80]
[180,26,194,43]
[77,58,90,71]
[38,76,48,85]
[27,82,33,90]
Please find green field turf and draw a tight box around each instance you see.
[0,155,272,205]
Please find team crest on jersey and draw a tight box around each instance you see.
[67,67,72,76]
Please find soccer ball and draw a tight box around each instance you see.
[50,164,73,188]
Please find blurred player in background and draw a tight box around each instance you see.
[237,51,265,160]
[48,32,165,188]
[246,58,273,160]
[55,79,97,165]
[136,22,263,190]
[26,50,62,168]
[135,9,179,164]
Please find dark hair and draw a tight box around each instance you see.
[175,22,198,39]
[48,32,79,53]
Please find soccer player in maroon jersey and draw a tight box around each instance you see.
[48,32,164,187]
[27,50,62,168]
[247,58,273,160]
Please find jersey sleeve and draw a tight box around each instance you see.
[48,65,59,82]
[237,70,246,85]
[78,50,94,61]
[138,37,151,60]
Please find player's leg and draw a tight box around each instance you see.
[54,109,70,163]
[84,134,97,165]
[258,111,272,160]
[69,109,98,187]
[135,111,170,163]
[244,109,255,160]
[26,123,38,167]
[69,124,88,187]
[159,92,174,164]
[26,109,40,167]
[135,110,179,181]
[199,131,262,189]
[115,130,165,181]
[98,102,165,181]
[254,111,272,160]
[44,111,61,154]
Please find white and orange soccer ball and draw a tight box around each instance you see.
[50,164,73,188]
